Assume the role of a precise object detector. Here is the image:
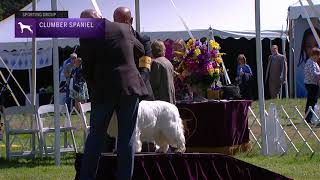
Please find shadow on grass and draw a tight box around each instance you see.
[0,153,75,169]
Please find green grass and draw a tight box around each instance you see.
[0,98,319,180]
[0,155,75,180]
[236,153,320,180]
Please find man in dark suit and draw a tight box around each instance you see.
[113,7,154,100]
[79,9,148,180]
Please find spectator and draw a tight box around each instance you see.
[62,63,73,111]
[150,40,176,104]
[304,48,320,123]
[235,54,253,100]
[265,45,288,99]
[70,57,89,111]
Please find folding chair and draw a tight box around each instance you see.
[77,102,91,140]
[78,102,117,152]
[37,104,77,156]
[3,105,43,159]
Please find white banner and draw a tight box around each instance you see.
[0,47,52,70]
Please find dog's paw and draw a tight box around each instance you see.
[174,147,186,153]
[155,148,164,153]
[155,147,169,153]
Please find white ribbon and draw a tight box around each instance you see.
[0,56,31,104]
[90,0,103,17]
[299,0,320,47]
[306,0,320,18]
[168,0,194,39]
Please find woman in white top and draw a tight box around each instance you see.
[304,48,320,123]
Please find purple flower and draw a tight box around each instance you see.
[211,49,218,58]
[195,40,202,47]
[212,61,218,68]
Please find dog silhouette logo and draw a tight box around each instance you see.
[17,22,33,34]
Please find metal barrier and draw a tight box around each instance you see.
[248,104,320,156]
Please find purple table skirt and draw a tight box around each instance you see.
[177,100,252,148]
[74,153,292,180]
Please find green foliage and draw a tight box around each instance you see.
[0,0,32,21]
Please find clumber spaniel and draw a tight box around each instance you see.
[107,100,186,153]
[17,22,33,34]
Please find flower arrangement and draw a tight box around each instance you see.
[181,38,225,90]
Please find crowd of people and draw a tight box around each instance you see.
[60,44,291,112]
[73,6,292,180]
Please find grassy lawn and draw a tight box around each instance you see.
[236,153,320,180]
[0,98,319,180]
[0,155,75,180]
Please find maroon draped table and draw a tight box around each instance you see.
[74,153,291,180]
[177,100,252,153]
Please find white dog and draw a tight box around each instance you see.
[18,22,33,34]
[107,100,186,153]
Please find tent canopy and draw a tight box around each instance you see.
[0,0,313,51]
[289,3,320,19]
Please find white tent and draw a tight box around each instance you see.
[287,4,320,97]
[0,0,300,51]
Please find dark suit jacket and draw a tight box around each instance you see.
[132,29,152,57]
[131,28,154,100]
[80,19,148,103]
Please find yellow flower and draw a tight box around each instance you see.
[215,57,223,64]
[194,47,201,57]
[174,51,185,56]
[209,40,220,49]
[214,68,220,74]
[208,68,214,76]
[187,38,195,48]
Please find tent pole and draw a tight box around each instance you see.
[28,69,32,101]
[32,0,37,106]
[135,0,140,33]
[51,0,61,166]
[289,20,295,98]
[282,37,289,99]
[255,0,268,156]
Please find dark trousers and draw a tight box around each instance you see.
[80,95,139,180]
[305,84,319,123]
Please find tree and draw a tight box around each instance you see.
[0,0,32,21]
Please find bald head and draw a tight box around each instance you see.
[113,7,133,25]
[80,9,102,18]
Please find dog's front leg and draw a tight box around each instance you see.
[133,130,142,153]
[156,144,169,153]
